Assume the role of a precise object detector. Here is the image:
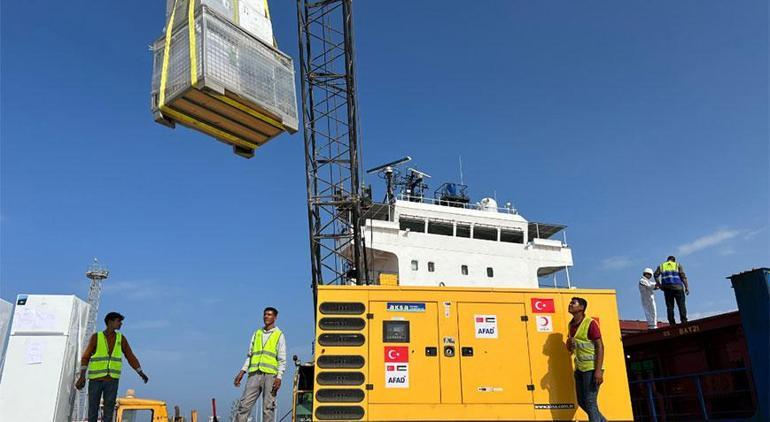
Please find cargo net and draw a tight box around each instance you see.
[151,4,298,135]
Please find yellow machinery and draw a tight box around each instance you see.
[114,391,198,422]
[296,285,633,421]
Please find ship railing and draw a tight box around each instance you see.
[396,194,518,214]
[628,367,756,421]
[537,268,573,289]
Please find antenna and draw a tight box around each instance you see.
[459,155,464,186]
[405,167,431,201]
[74,258,110,421]
[407,168,432,179]
[367,156,412,203]
[365,156,411,174]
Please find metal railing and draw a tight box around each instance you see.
[396,194,519,214]
[629,367,756,421]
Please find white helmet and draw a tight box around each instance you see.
[643,268,654,275]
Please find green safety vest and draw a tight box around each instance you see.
[88,332,123,379]
[249,328,282,374]
[573,317,597,372]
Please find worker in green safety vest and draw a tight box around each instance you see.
[233,306,287,422]
[566,297,606,422]
[75,312,149,422]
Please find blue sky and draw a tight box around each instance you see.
[1,0,767,417]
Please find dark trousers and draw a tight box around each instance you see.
[663,288,687,324]
[574,370,606,422]
[88,378,119,422]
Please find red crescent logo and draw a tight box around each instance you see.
[538,316,549,326]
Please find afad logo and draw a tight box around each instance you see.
[531,298,555,313]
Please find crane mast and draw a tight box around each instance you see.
[296,0,368,289]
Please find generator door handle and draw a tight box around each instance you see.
[443,345,455,357]
[461,347,474,357]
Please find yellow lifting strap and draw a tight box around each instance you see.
[263,0,278,48]
[159,0,196,108]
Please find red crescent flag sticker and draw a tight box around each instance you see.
[475,317,484,322]
[531,298,555,313]
[384,346,409,363]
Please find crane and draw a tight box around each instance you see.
[295,0,369,292]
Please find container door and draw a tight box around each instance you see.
[368,301,441,404]
[457,303,533,404]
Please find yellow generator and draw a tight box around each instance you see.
[295,285,633,421]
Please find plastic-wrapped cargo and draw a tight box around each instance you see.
[152,0,298,158]
[165,0,274,46]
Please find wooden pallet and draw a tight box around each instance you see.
[155,84,291,159]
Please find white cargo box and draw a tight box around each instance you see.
[166,0,275,46]
[0,295,89,422]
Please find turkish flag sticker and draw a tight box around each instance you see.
[384,346,409,363]
[531,298,555,313]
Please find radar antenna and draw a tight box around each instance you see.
[366,156,412,203]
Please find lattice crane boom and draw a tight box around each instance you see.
[296,0,368,290]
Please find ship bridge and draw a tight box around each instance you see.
[354,191,573,289]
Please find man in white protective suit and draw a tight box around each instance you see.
[639,268,658,329]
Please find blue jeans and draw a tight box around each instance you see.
[574,370,605,422]
[88,378,119,422]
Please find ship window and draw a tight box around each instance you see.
[411,260,419,271]
[473,225,498,241]
[500,229,524,244]
[461,265,468,275]
[487,267,494,277]
[428,262,435,272]
[400,217,425,233]
[456,223,471,238]
[428,220,453,236]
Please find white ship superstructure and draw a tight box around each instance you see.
[349,164,573,289]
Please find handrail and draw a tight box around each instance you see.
[629,367,753,421]
[628,367,748,384]
[396,194,518,214]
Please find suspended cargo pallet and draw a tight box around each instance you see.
[151,1,298,158]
